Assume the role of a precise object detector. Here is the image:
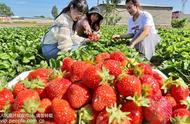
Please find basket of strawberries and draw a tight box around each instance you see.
[1,51,189,124]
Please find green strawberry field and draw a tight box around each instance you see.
[0,25,190,123]
[0,25,189,83]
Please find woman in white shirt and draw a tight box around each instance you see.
[41,0,89,60]
[113,0,160,60]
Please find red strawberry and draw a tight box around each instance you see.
[27,68,53,83]
[92,85,116,111]
[36,98,52,121]
[116,74,141,97]
[95,62,104,69]
[134,63,153,77]
[165,94,177,108]
[64,72,72,80]
[82,65,114,89]
[88,33,99,41]
[103,60,122,77]
[152,71,164,88]
[95,52,110,63]
[22,79,46,99]
[170,78,189,103]
[125,69,134,75]
[45,78,71,100]
[161,77,174,94]
[37,98,52,113]
[171,108,190,124]
[13,79,46,99]
[110,51,126,62]
[48,69,65,81]
[35,87,47,99]
[121,102,142,124]
[61,57,75,72]
[70,61,91,82]
[140,74,162,97]
[13,82,26,97]
[143,96,172,124]
[51,98,76,124]
[0,88,14,113]
[121,95,149,124]
[78,104,98,124]
[13,89,40,114]
[173,99,190,111]
[67,83,91,109]
[96,104,131,124]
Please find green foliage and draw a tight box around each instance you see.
[0,27,49,82]
[0,25,190,85]
[102,4,121,25]
[171,18,188,28]
[51,5,58,19]
[0,3,14,16]
[0,25,143,83]
[155,28,190,83]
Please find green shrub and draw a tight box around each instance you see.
[171,18,188,28]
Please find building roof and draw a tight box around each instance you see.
[141,3,172,8]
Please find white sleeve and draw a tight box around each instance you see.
[52,14,88,52]
[71,32,87,45]
[55,26,73,52]
[143,12,154,27]
[52,16,73,52]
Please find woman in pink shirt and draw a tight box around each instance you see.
[75,6,104,39]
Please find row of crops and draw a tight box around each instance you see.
[0,25,189,83]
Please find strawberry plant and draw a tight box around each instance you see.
[154,28,190,83]
[0,27,49,82]
[0,25,189,85]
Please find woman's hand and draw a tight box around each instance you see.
[112,34,121,40]
[84,28,92,35]
[87,30,92,35]
[129,42,135,48]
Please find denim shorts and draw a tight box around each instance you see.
[41,43,59,60]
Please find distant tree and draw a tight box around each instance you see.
[34,15,45,18]
[102,0,123,25]
[40,15,45,18]
[51,5,58,19]
[0,3,14,16]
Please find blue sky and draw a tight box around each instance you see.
[0,0,189,17]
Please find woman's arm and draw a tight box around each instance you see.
[81,19,92,34]
[130,26,151,48]
[71,32,89,44]
[55,26,73,52]
[120,33,134,39]
[112,33,134,40]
